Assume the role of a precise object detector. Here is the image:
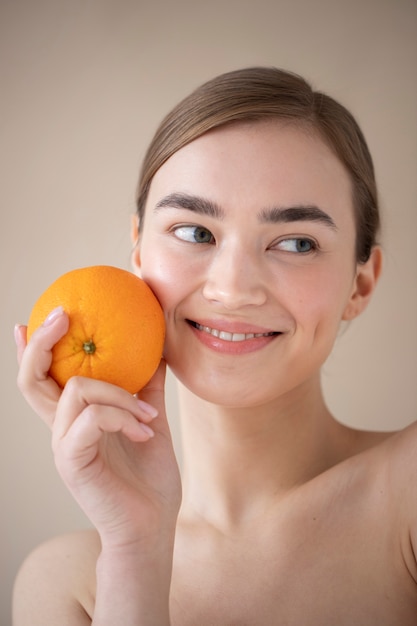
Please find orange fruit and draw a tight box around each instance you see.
[27,265,165,394]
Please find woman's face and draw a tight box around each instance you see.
[134,120,374,408]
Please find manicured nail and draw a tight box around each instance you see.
[140,423,155,438]
[14,324,23,345]
[137,399,158,418]
[43,306,64,326]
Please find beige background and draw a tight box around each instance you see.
[1,0,416,623]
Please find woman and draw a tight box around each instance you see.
[13,67,417,625]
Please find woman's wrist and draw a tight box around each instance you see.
[93,535,175,626]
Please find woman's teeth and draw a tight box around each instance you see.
[194,322,275,342]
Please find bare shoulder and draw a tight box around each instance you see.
[348,420,417,488]
[381,420,417,494]
[378,420,417,475]
[13,528,100,626]
[371,420,417,574]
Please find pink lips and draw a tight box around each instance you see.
[187,319,280,355]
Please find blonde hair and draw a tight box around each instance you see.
[136,67,379,263]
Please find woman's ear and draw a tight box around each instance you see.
[342,246,383,321]
[130,214,142,276]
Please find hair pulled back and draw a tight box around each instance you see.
[136,67,379,263]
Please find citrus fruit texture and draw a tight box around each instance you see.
[27,265,165,394]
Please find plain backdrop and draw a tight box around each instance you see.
[1,0,416,623]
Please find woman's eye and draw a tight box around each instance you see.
[173,225,214,244]
[275,238,316,253]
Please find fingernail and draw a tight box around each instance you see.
[140,423,155,438]
[13,324,22,345]
[43,306,64,326]
[137,399,158,418]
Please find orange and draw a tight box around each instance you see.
[27,265,165,394]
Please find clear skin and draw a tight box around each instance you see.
[13,120,417,625]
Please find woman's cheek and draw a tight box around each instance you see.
[140,253,188,312]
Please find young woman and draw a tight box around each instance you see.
[13,67,417,625]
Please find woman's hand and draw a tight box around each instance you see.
[15,307,182,550]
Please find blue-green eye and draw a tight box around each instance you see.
[174,225,214,244]
[276,238,316,253]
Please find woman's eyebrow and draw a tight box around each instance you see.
[154,193,224,219]
[155,193,337,230]
[258,205,338,230]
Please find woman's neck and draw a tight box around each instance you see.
[175,375,351,532]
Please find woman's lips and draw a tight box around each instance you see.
[192,321,277,342]
[186,319,281,353]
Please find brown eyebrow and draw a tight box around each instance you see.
[258,205,337,230]
[155,192,337,230]
[154,193,224,219]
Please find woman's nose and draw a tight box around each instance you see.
[202,246,267,309]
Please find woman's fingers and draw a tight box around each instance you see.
[16,306,163,440]
[16,308,69,427]
[137,359,168,432]
[16,307,69,384]
[53,403,154,474]
[54,376,157,442]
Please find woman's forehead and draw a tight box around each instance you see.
[149,119,353,213]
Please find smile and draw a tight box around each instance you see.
[190,321,278,342]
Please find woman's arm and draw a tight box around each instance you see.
[14,312,181,625]
[13,531,99,626]
[93,538,175,626]
[13,529,176,626]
